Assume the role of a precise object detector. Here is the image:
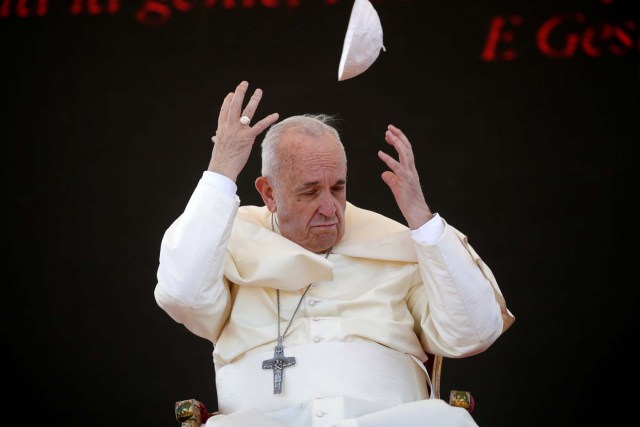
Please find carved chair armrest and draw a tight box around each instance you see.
[175,399,218,427]
[449,390,475,412]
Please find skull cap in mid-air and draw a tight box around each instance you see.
[338,0,386,81]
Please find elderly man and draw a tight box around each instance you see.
[155,81,514,427]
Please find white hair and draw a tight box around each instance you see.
[260,114,346,178]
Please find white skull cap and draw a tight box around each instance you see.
[338,0,386,81]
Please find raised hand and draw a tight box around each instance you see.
[377,124,433,230]
[208,81,279,182]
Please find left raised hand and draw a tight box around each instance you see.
[378,124,434,229]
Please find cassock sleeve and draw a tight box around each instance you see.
[406,220,515,358]
[154,173,239,343]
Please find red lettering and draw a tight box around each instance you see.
[481,15,522,61]
[135,0,306,26]
[70,0,119,15]
[537,13,582,58]
[1,0,9,18]
[578,20,638,57]
[609,21,638,55]
[16,0,29,17]
[173,0,193,12]
[0,0,48,17]
[581,26,601,57]
[135,0,172,26]
[204,0,238,8]
[204,0,299,8]
[106,0,118,13]
[538,11,638,59]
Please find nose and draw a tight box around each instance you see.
[317,193,337,218]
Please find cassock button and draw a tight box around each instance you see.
[313,336,322,343]
[316,410,326,417]
[308,299,318,306]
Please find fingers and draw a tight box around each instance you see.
[208,80,280,182]
[212,80,279,148]
[228,80,249,120]
[378,123,420,185]
[217,81,250,128]
[240,88,264,125]
[251,112,280,135]
[218,81,274,130]
[380,170,398,192]
[377,149,400,174]
[379,125,412,176]
[378,125,431,229]
[217,92,233,130]
[385,124,414,166]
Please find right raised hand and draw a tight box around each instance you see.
[208,81,279,182]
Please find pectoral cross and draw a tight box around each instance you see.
[262,340,296,394]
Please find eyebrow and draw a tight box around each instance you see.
[297,179,346,190]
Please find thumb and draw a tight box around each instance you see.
[381,171,398,191]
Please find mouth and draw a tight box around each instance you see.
[311,223,336,229]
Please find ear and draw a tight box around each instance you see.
[255,176,277,212]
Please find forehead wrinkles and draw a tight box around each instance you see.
[277,133,346,178]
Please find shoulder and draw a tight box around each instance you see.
[344,201,408,237]
[236,205,272,229]
[336,202,416,262]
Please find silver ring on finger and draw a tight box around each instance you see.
[240,115,251,125]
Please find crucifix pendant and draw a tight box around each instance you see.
[262,341,296,394]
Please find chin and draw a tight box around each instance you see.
[307,235,337,253]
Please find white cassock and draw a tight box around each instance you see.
[155,172,515,427]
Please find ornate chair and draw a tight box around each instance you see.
[174,353,474,426]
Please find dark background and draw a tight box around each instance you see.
[2,0,638,425]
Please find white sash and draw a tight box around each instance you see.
[215,341,431,424]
